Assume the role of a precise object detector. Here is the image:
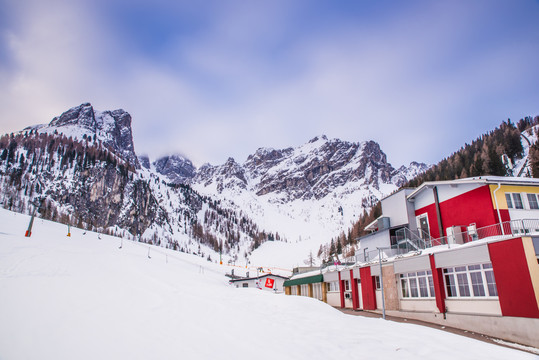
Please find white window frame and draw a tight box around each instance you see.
[374,276,381,290]
[399,270,435,299]
[300,284,309,296]
[313,283,322,300]
[443,263,498,298]
[526,193,539,209]
[344,280,350,292]
[506,192,524,209]
[327,281,339,292]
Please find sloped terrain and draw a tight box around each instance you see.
[0,208,534,360]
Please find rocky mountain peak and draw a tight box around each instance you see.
[50,103,96,130]
[37,103,139,168]
[153,154,196,184]
[308,134,328,143]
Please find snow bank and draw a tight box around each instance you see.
[0,209,535,359]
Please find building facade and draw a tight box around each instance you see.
[283,177,539,348]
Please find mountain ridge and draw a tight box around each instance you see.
[3,102,430,267]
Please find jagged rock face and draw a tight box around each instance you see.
[185,135,427,202]
[50,102,96,130]
[138,155,151,170]
[194,158,247,193]
[243,136,398,200]
[391,161,431,186]
[40,103,140,169]
[153,155,196,184]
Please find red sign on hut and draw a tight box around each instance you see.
[265,278,275,288]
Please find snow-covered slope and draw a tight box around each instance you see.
[513,126,538,177]
[0,208,534,360]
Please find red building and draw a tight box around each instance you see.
[285,177,539,348]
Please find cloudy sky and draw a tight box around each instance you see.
[1,0,538,167]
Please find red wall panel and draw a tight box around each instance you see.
[415,185,500,238]
[429,254,446,314]
[488,238,539,318]
[359,267,377,310]
[338,272,345,308]
[350,270,359,310]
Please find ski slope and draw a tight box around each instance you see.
[0,208,535,360]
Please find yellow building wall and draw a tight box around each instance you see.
[489,184,539,210]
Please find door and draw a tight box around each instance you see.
[417,214,430,240]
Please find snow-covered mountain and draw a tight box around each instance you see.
[26,103,140,169]
[152,154,196,184]
[154,135,429,266]
[2,103,432,268]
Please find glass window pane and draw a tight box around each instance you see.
[505,193,513,208]
[457,273,470,297]
[528,194,539,209]
[470,272,485,296]
[485,271,498,297]
[513,193,523,209]
[417,271,426,276]
[401,279,409,298]
[428,275,435,297]
[418,277,429,297]
[445,274,457,297]
[410,278,419,297]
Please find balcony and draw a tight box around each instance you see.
[354,219,539,264]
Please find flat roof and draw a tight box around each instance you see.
[407,176,539,200]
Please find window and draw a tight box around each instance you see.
[527,193,539,209]
[505,193,513,208]
[327,281,339,292]
[443,263,498,298]
[400,271,435,298]
[242,283,248,288]
[344,280,350,291]
[513,193,524,209]
[374,276,381,290]
[313,283,322,300]
[483,264,498,296]
[300,284,309,296]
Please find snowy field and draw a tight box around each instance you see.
[0,208,536,360]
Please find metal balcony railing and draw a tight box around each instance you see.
[390,219,539,253]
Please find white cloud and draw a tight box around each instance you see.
[0,0,538,169]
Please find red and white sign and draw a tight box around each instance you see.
[265,278,275,288]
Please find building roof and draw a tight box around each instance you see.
[407,176,539,200]
[283,274,324,287]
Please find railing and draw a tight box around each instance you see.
[390,219,539,253]
[351,218,539,266]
